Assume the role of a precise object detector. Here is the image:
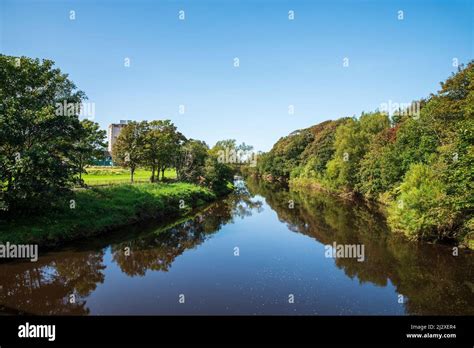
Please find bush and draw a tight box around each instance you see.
[388,163,453,241]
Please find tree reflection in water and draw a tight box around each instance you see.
[0,250,105,315]
[111,182,263,276]
[245,177,474,315]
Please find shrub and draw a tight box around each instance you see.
[388,163,453,241]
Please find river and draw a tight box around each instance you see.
[0,178,472,315]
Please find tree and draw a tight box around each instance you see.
[325,118,364,190]
[297,119,345,180]
[211,139,237,153]
[111,121,148,183]
[256,129,314,179]
[72,119,107,183]
[175,139,234,195]
[175,139,209,183]
[325,113,390,191]
[158,121,185,180]
[0,55,85,216]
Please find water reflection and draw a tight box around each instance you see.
[246,178,474,315]
[0,185,263,314]
[0,250,105,315]
[0,179,472,315]
[112,189,263,277]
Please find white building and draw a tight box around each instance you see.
[108,120,131,152]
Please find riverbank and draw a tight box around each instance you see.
[0,183,216,247]
[283,177,472,249]
[289,177,359,201]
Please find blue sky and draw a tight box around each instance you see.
[1,0,472,151]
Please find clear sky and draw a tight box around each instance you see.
[1,0,472,151]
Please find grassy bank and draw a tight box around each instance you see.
[0,183,215,246]
[82,166,176,186]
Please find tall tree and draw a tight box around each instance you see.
[0,55,85,215]
[111,121,148,183]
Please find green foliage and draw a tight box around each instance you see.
[325,112,390,190]
[298,120,345,179]
[357,126,401,198]
[211,139,237,154]
[175,139,209,183]
[143,120,185,182]
[257,128,314,179]
[203,155,234,196]
[441,119,474,213]
[0,55,104,216]
[73,119,107,182]
[387,163,452,240]
[111,121,148,182]
[261,61,474,244]
[174,139,235,195]
[325,118,364,189]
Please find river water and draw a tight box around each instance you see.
[0,178,472,315]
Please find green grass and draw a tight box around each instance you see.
[82,166,176,186]
[0,182,215,246]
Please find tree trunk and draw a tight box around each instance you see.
[151,165,156,183]
[79,157,83,181]
[161,167,165,181]
[130,167,135,183]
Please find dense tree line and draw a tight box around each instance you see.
[255,62,473,245]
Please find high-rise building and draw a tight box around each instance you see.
[108,120,132,152]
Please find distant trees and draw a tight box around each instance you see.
[256,61,474,245]
[0,55,106,216]
[257,129,315,179]
[173,138,235,195]
[112,120,186,183]
[112,121,235,194]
